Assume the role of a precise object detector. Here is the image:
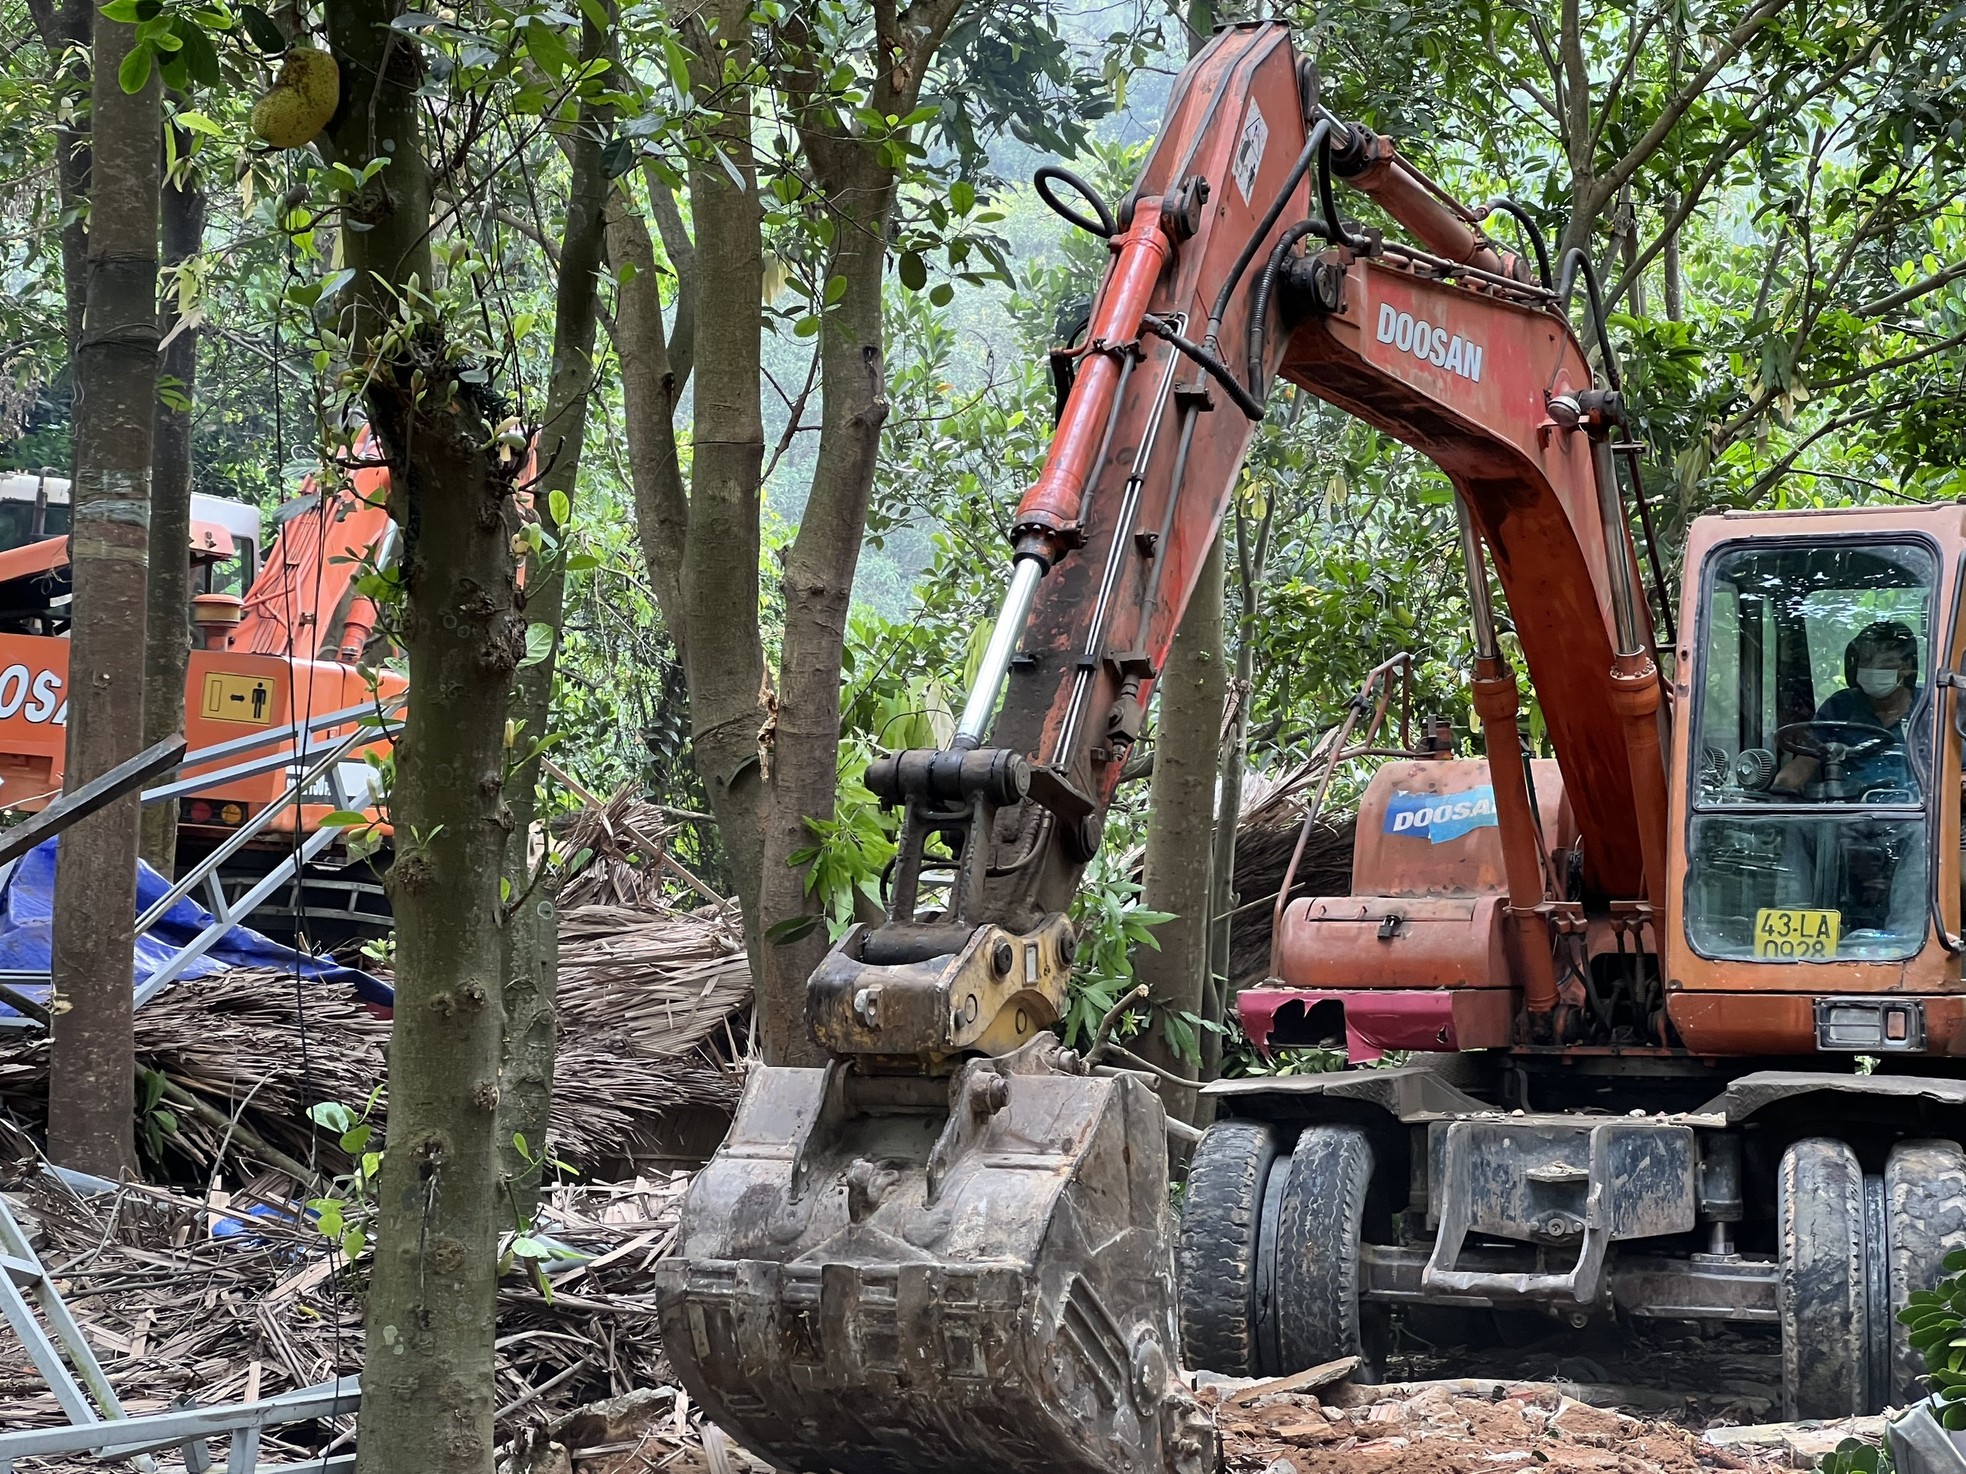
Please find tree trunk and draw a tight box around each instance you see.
[326,7,520,1472]
[498,11,609,1227]
[1133,535,1224,1127]
[675,0,769,985]
[48,13,159,1177]
[755,148,893,1068]
[141,128,205,877]
[25,0,91,363]
[1663,212,1683,321]
[1206,505,1272,1085]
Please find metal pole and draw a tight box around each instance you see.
[1455,497,1499,661]
[952,556,1045,748]
[1589,434,1646,659]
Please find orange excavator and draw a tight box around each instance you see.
[658,21,1966,1470]
[0,457,401,945]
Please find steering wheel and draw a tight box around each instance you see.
[1774,719,1894,762]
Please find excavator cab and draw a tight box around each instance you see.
[1665,505,1966,1049]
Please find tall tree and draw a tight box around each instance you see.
[498,6,611,1227]
[24,0,91,360]
[611,0,969,1065]
[321,6,521,1469]
[47,6,160,1176]
[140,119,206,877]
[1134,537,1224,1127]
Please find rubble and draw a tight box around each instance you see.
[1209,1375,1796,1474]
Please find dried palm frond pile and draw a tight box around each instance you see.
[1227,764,1356,988]
[0,900,751,1181]
[555,788,710,912]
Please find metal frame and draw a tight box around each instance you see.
[131,708,399,1006]
[0,698,400,1023]
[0,1180,360,1474]
[0,1377,360,1473]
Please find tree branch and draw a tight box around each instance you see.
[1857,259,1966,320]
[1595,0,1788,202]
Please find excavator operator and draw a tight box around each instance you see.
[1771,620,1924,800]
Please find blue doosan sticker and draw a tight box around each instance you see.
[1384,786,1498,844]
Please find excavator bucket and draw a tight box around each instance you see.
[653,1040,1215,1474]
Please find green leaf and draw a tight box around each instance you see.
[524,17,574,76]
[100,0,142,20]
[236,3,285,52]
[308,1100,356,1133]
[519,622,556,668]
[321,810,369,828]
[601,137,635,179]
[950,179,975,214]
[929,282,954,307]
[174,18,220,86]
[174,109,224,135]
[340,1124,372,1154]
[340,1228,366,1260]
[792,315,821,338]
[764,914,822,945]
[565,552,601,573]
[118,40,154,94]
[898,250,927,291]
[825,274,848,304]
[547,488,571,526]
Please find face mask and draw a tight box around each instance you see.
[1856,666,1903,698]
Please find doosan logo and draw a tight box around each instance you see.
[1384,786,1498,844]
[0,666,67,725]
[1376,303,1485,383]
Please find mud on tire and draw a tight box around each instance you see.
[1176,1118,1278,1376]
[1274,1123,1384,1379]
[1780,1137,1867,1421]
[1886,1139,1966,1407]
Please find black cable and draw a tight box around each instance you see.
[1483,197,1553,290]
[1140,313,1266,421]
[1245,217,1331,404]
[1556,246,1622,392]
[1203,119,1334,357]
[1033,165,1116,239]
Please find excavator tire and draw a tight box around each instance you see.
[1886,1139,1966,1407]
[1273,1124,1381,1378]
[1780,1138,1868,1420]
[1176,1119,1278,1376]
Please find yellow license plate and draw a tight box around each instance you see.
[1754,907,1841,960]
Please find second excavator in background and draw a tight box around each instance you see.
[658,20,1966,1472]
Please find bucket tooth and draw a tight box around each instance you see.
[655,1041,1215,1474]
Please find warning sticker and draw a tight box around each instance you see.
[1232,102,1268,203]
[201,672,275,726]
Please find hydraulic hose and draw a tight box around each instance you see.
[1245,217,1333,404]
[1483,197,1553,290]
[1034,165,1116,239]
[1557,246,1622,392]
[1140,313,1267,421]
[1202,119,1335,361]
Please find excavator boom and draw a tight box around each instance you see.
[659,20,1669,1473]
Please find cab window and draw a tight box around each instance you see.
[1685,540,1935,962]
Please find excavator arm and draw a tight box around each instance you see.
[657,21,1672,1474]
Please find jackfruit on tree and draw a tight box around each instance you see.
[250,46,339,150]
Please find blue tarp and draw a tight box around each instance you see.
[0,838,393,1013]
